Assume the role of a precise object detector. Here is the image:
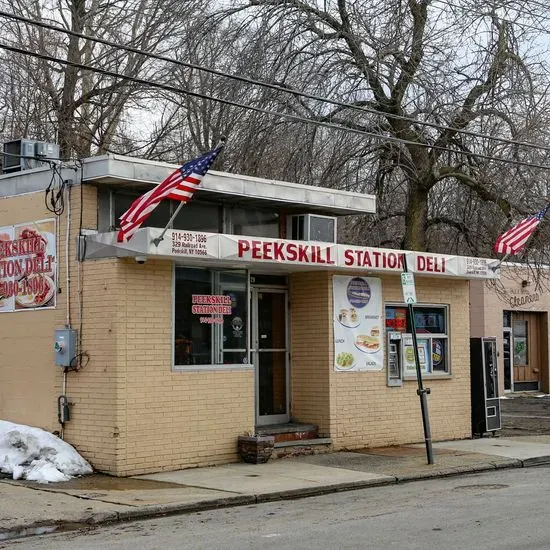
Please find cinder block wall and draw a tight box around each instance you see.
[291,272,472,448]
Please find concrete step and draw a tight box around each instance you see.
[274,438,332,449]
[256,423,319,444]
[272,438,333,460]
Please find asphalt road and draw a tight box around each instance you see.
[4,466,550,550]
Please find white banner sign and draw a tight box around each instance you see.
[333,275,383,372]
[86,229,498,280]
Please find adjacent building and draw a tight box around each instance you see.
[470,266,550,395]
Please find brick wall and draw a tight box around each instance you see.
[1,184,475,475]
[114,259,254,476]
[291,272,472,448]
[290,272,332,434]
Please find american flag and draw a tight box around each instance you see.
[117,145,224,242]
[493,206,549,256]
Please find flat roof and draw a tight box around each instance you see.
[82,154,376,216]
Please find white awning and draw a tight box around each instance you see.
[82,228,499,280]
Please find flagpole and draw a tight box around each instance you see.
[152,138,226,247]
[490,253,509,272]
[152,202,187,246]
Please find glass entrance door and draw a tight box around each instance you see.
[252,288,289,426]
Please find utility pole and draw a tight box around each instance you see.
[401,253,434,465]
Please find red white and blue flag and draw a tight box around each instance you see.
[117,145,224,242]
[493,206,549,256]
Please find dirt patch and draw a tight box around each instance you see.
[500,395,550,437]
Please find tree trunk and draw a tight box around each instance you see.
[58,0,86,159]
[404,184,429,251]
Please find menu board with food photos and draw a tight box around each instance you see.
[0,219,56,313]
[333,275,383,372]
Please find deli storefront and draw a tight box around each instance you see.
[0,156,497,476]
[81,224,497,475]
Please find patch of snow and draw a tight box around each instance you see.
[0,420,92,483]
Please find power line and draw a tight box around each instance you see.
[3,40,550,173]
[2,10,550,156]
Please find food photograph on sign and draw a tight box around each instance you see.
[0,220,56,313]
[333,276,383,372]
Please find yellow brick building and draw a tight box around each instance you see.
[0,152,497,476]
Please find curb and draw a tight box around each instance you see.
[0,456,544,541]
[522,455,550,467]
[111,495,256,523]
[85,459,526,523]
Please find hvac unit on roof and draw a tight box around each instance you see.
[287,213,337,243]
[2,138,60,174]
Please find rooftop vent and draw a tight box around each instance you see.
[2,139,60,174]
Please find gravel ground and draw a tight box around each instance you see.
[499,393,550,436]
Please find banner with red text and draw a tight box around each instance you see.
[85,229,498,280]
[0,219,56,312]
[218,234,337,267]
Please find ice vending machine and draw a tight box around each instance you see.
[470,337,501,436]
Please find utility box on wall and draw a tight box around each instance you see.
[54,329,77,367]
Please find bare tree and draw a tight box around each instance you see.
[0,0,204,158]
[202,0,550,253]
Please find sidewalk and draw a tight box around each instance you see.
[3,435,550,540]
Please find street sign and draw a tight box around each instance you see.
[401,272,417,304]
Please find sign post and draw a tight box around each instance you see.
[401,254,434,465]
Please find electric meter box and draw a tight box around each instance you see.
[54,329,77,367]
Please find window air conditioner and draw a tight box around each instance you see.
[2,139,60,174]
[287,214,337,243]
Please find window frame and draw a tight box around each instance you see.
[384,302,451,381]
[102,187,281,238]
[172,265,252,372]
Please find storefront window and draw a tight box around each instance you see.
[385,304,450,377]
[228,206,279,238]
[174,267,248,368]
[113,191,171,229]
[173,201,221,233]
[503,311,511,328]
[112,191,222,233]
[513,320,528,366]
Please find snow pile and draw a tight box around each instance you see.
[0,421,92,483]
